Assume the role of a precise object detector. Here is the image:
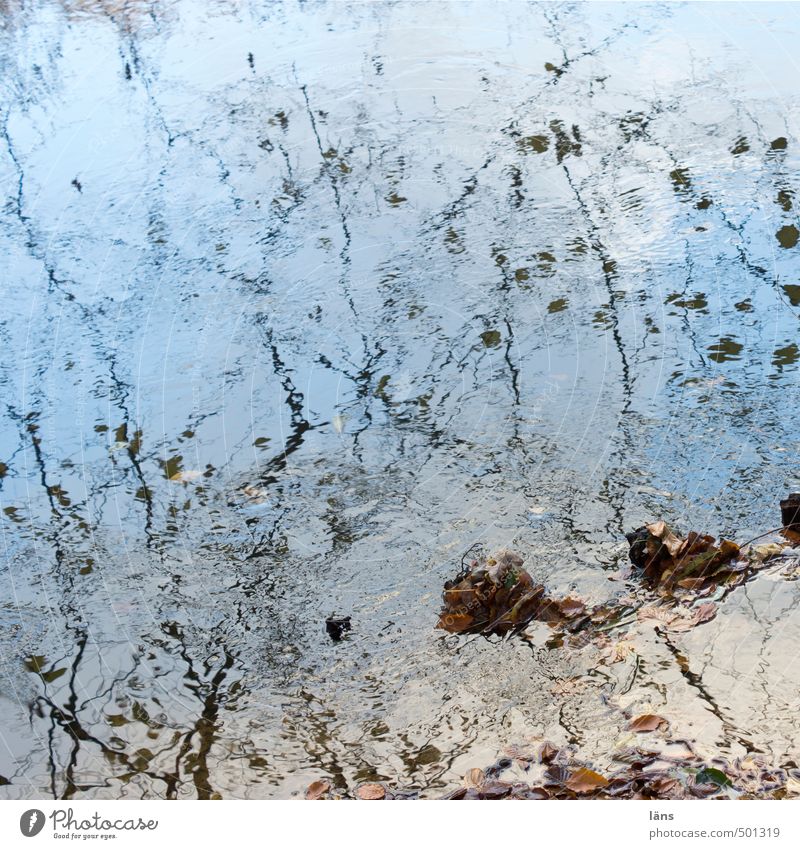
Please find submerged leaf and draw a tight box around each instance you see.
[305,780,331,800]
[565,767,609,793]
[356,783,386,800]
[464,768,485,789]
[695,767,732,788]
[629,714,668,733]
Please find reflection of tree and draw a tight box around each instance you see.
[160,622,237,800]
[26,620,243,799]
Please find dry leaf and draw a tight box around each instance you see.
[305,779,330,800]
[559,597,586,618]
[464,768,485,788]
[629,714,668,733]
[751,543,787,563]
[605,640,636,663]
[169,469,202,483]
[646,521,684,557]
[356,783,385,800]
[565,767,609,793]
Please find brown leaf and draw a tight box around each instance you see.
[464,768,485,789]
[558,597,586,618]
[479,780,512,799]
[638,606,677,625]
[522,786,550,799]
[356,783,386,800]
[539,742,559,764]
[691,602,717,626]
[169,469,203,483]
[629,714,669,733]
[565,767,609,793]
[646,521,684,557]
[436,612,475,632]
[305,779,330,800]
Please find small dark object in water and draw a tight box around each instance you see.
[326,615,351,641]
[781,493,800,530]
[625,527,650,568]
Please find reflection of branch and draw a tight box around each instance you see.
[659,629,755,753]
[34,643,171,799]
[253,332,314,485]
[161,622,235,799]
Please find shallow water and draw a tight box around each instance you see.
[1,0,799,799]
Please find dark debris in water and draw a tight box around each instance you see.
[325,614,352,641]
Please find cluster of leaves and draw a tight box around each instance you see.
[305,739,799,800]
[438,519,800,642]
[441,741,796,800]
[626,521,744,596]
[436,550,599,637]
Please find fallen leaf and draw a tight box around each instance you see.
[464,768,485,789]
[503,743,539,766]
[646,521,684,557]
[638,603,716,632]
[356,783,385,800]
[565,767,609,793]
[558,597,586,618]
[169,469,202,483]
[550,677,588,696]
[751,543,787,563]
[638,606,677,625]
[695,767,732,788]
[784,777,800,797]
[604,640,636,663]
[479,780,512,799]
[629,714,668,733]
[305,779,330,800]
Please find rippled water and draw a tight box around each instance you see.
[1,0,800,799]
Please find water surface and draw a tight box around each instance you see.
[1,0,800,799]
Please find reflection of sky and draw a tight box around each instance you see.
[1,0,800,798]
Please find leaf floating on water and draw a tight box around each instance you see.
[565,767,609,793]
[169,469,202,483]
[627,521,741,595]
[629,714,669,733]
[776,224,799,249]
[547,297,569,313]
[784,777,800,797]
[558,597,586,618]
[387,744,797,799]
[518,134,549,154]
[539,742,559,764]
[604,640,636,663]
[356,783,386,800]
[695,767,732,788]
[480,329,501,348]
[305,779,331,800]
[464,768,485,789]
[242,485,267,502]
[438,550,601,638]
